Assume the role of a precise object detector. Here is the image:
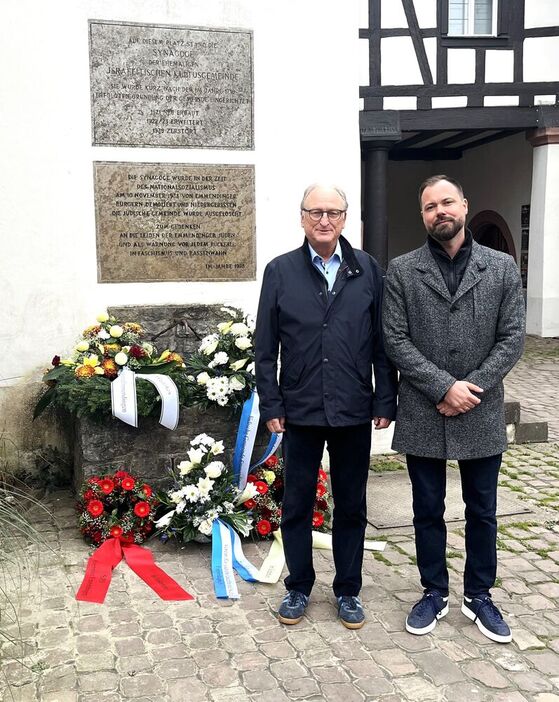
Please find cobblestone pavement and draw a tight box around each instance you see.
[1,337,559,702]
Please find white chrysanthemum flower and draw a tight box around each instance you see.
[230,322,249,336]
[205,508,219,522]
[204,461,225,479]
[210,440,224,455]
[175,500,187,514]
[115,352,128,366]
[109,325,124,338]
[187,447,205,465]
[169,490,183,504]
[184,485,200,503]
[207,386,220,401]
[208,351,229,369]
[217,396,228,406]
[235,336,252,351]
[98,329,111,340]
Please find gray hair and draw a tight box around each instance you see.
[300,183,348,210]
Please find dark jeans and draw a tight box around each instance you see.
[406,453,502,598]
[281,422,372,597]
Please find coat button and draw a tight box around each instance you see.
[323,323,328,328]
[450,306,459,313]
[323,358,329,363]
[332,291,336,295]
[318,292,323,296]
[449,349,458,355]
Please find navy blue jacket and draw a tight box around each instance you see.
[255,235,398,426]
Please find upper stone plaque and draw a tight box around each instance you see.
[89,20,254,149]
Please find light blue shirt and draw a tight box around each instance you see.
[308,241,342,292]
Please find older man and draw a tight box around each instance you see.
[383,175,525,643]
[255,184,397,628]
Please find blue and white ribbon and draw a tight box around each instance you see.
[110,367,179,430]
[232,390,282,490]
[211,519,260,599]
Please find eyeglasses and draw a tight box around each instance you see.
[302,208,347,222]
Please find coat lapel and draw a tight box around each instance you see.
[453,240,487,302]
[415,244,452,303]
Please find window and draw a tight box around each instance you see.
[448,0,497,36]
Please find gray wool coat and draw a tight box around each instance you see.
[382,240,525,459]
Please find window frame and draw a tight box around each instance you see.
[439,0,511,48]
[447,0,498,38]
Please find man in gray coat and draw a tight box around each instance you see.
[383,175,525,643]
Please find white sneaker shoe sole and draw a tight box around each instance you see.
[405,602,449,635]
[461,602,512,643]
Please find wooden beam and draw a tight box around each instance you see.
[360,81,559,98]
[401,0,433,85]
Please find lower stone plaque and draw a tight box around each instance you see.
[94,162,255,282]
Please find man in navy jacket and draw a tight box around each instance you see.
[255,184,397,628]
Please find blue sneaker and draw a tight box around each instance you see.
[462,594,512,643]
[278,591,309,624]
[337,595,365,629]
[406,590,449,635]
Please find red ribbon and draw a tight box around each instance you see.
[76,538,194,603]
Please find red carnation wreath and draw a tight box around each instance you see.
[241,454,332,538]
[76,469,157,546]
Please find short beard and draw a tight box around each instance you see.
[427,217,464,243]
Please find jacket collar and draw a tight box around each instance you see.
[415,234,488,302]
[301,234,361,277]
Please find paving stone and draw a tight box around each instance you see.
[114,636,146,657]
[462,661,508,688]
[154,657,197,679]
[441,682,486,702]
[220,634,257,653]
[372,649,417,676]
[269,658,308,682]
[209,687,251,702]
[393,676,444,701]
[75,652,116,672]
[259,640,297,659]
[231,651,269,671]
[523,594,556,610]
[524,651,559,675]
[510,671,554,693]
[145,627,181,645]
[42,692,78,702]
[79,670,120,693]
[241,669,277,692]
[200,663,240,687]
[117,654,153,675]
[119,673,165,697]
[493,651,530,672]
[411,650,464,684]
[321,682,366,702]
[167,677,207,701]
[512,628,546,650]
[310,665,351,683]
[282,676,321,698]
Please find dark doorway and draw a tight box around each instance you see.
[469,210,517,261]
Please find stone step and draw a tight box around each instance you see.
[504,400,520,425]
[505,400,548,444]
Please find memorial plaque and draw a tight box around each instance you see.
[94,162,255,283]
[89,20,253,149]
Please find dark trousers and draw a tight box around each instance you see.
[281,422,372,597]
[406,453,502,598]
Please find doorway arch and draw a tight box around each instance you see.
[469,210,517,262]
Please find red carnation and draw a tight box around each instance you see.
[129,345,146,359]
[254,481,268,495]
[243,498,256,510]
[87,500,104,517]
[133,501,150,518]
[92,531,103,543]
[316,483,327,498]
[51,355,61,367]
[141,484,153,498]
[318,469,328,482]
[99,478,115,495]
[114,470,130,479]
[83,489,94,501]
[265,455,279,467]
[256,519,272,536]
[110,525,123,538]
[312,511,325,528]
[121,477,135,491]
[247,474,257,483]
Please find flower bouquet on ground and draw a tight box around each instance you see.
[239,454,332,538]
[76,469,157,546]
[183,307,256,412]
[155,434,252,543]
[34,312,189,421]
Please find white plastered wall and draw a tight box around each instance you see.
[0,0,362,462]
